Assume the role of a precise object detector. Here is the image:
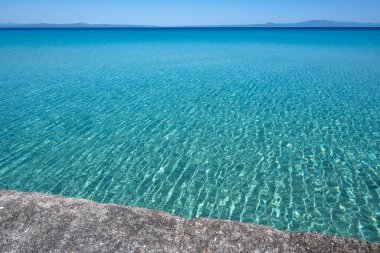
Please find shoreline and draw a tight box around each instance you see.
[0,190,379,252]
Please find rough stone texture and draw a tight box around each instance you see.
[0,190,378,253]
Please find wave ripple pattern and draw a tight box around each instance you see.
[0,29,379,242]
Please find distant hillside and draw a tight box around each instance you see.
[247,20,380,27]
[0,20,379,28]
[0,22,155,28]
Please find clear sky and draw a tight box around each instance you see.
[0,0,379,26]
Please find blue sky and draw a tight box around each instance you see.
[0,0,379,26]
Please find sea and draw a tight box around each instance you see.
[0,28,379,242]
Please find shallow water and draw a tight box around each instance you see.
[0,28,379,242]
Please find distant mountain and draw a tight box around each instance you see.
[0,20,379,28]
[245,20,380,27]
[0,22,156,28]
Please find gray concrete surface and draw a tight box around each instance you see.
[0,190,379,252]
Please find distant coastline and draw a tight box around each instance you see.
[1,20,380,28]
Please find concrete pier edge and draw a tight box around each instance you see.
[0,190,379,252]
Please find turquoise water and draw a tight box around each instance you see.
[0,28,379,242]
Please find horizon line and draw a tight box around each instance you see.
[1,20,380,28]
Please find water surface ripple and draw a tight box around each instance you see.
[0,29,379,242]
